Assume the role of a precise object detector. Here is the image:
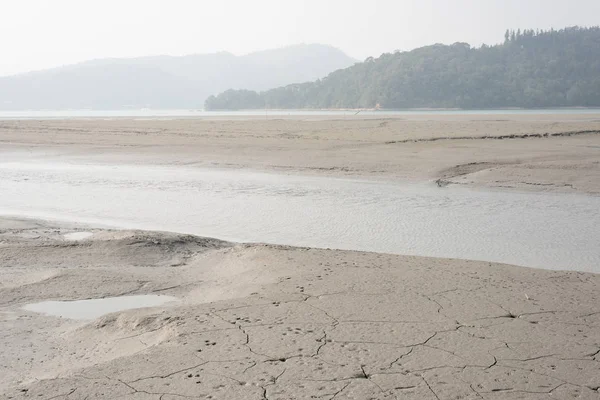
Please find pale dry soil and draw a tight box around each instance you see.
[1,114,600,194]
[1,217,599,400]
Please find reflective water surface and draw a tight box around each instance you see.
[23,295,178,320]
[62,232,94,241]
[1,160,599,272]
[1,108,599,120]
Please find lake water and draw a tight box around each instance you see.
[1,160,599,273]
[23,295,178,320]
[1,108,600,120]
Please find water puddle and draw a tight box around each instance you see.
[23,295,178,320]
[63,232,94,241]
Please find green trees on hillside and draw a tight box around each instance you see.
[205,26,600,110]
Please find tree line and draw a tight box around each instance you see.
[205,26,600,110]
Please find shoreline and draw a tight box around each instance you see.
[1,212,593,275]
[1,216,599,399]
[2,165,599,274]
[2,106,600,115]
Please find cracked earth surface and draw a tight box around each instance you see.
[1,217,599,399]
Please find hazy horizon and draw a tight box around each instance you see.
[2,0,600,77]
[0,43,355,77]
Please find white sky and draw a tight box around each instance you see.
[1,0,599,76]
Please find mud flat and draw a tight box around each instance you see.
[1,217,599,399]
[1,114,600,195]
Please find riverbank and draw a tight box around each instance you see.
[1,216,599,399]
[1,114,600,195]
[2,158,599,272]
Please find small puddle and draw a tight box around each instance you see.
[23,295,178,320]
[63,232,94,241]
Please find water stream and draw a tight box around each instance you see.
[1,160,598,272]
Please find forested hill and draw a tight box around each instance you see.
[205,27,600,110]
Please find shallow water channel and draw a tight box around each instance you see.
[1,160,599,273]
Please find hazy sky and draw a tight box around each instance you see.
[1,0,599,76]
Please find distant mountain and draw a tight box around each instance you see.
[0,44,357,110]
[206,26,600,110]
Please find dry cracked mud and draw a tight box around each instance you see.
[1,217,599,399]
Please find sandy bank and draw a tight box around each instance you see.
[1,114,600,194]
[1,217,599,399]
